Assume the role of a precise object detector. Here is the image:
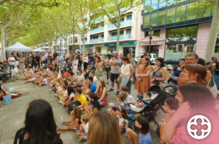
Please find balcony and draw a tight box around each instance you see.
[108,34,132,41]
[80,41,87,44]
[108,20,132,29]
[90,38,104,43]
[90,27,104,34]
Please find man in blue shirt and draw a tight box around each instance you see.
[206,56,218,74]
[87,76,97,93]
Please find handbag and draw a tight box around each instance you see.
[98,70,103,76]
[116,76,122,83]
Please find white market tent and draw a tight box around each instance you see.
[6,42,31,51]
[32,48,45,52]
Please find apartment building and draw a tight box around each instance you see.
[71,6,142,57]
[141,0,218,59]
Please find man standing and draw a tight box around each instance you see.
[206,56,218,74]
[108,52,121,94]
[12,65,21,81]
[76,52,82,68]
[178,53,199,85]
[53,50,58,63]
[8,54,16,69]
[35,53,41,68]
[69,50,75,62]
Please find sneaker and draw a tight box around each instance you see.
[116,90,120,95]
[61,117,64,124]
[49,89,52,91]
[108,88,114,92]
[79,138,85,143]
[58,101,63,104]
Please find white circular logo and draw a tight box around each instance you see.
[187,115,211,140]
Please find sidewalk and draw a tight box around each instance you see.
[0,77,162,144]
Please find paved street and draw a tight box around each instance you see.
[0,76,166,144]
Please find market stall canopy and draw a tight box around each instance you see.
[6,42,31,51]
[32,48,45,52]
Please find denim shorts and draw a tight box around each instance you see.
[121,78,129,86]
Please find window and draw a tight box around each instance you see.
[127,15,132,20]
[126,29,131,34]
[112,32,117,36]
[176,5,186,16]
[74,37,78,43]
[158,10,166,20]
[143,15,150,28]
[150,13,157,22]
[101,34,104,38]
[92,35,98,39]
[159,1,167,8]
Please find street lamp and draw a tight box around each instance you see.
[148,26,154,57]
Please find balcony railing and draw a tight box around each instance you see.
[108,20,132,29]
[80,41,87,44]
[108,34,132,41]
[90,27,104,34]
[90,38,104,43]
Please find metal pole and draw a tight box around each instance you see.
[149,36,152,56]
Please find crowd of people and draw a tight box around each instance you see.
[2,50,219,144]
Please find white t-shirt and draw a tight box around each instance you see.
[77,74,85,85]
[126,95,135,103]
[93,76,99,87]
[64,90,68,97]
[57,74,61,79]
[69,93,75,98]
[8,57,15,65]
[12,68,19,76]
[82,122,89,133]
[42,78,48,84]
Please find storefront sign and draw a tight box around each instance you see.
[104,42,137,47]
[85,45,94,48]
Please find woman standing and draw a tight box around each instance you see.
[47,52,53,65]
[88,111,122,144]
[14,53,19,68]
[94,56,103,80]
[104,54,111,84]
[162,83,218,144]
[151,57,167,87]
[134,57,153,96]
[169,59,185,87]
[19,54,25,73]
[13,99,64,144]
[119,57,131,91]
[72,56,78,75]
[95,80,108,107]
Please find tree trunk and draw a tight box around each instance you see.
[116,16,121,52]
[49,41,53,53]
[205,0,219,61]
[82,36,85,57]
[65,36,69,55]
[1,26,6,60]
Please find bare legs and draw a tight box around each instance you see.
[125,128,139,144]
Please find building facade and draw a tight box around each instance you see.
[74,6,142,57]
[141,0,218,59]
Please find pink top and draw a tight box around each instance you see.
[169,125,199,144]
[98,89,108,107]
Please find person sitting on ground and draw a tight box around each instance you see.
[24,66,33,80]
[116,106,129,133]
[39,75,48,86]
[95,80,108,107]
[74,70,85,87]
[86,76,97,94]
[76,114,89,143]
[12,65,22,81]
[58,85,68,104]
[109,94,125,115]
[82,83,91,96]
[73,88,88,110]
[58,107,82,131]
[89,71,98,87]
[84,93,101,116]
[63,86,76,107]
[125,117,152,144]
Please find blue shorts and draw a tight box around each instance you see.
[79,135,87,140]
[121,128,126,133]
[112,107,117,111]
[121,78,129,86]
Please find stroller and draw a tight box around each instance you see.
[127,85,177,136]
